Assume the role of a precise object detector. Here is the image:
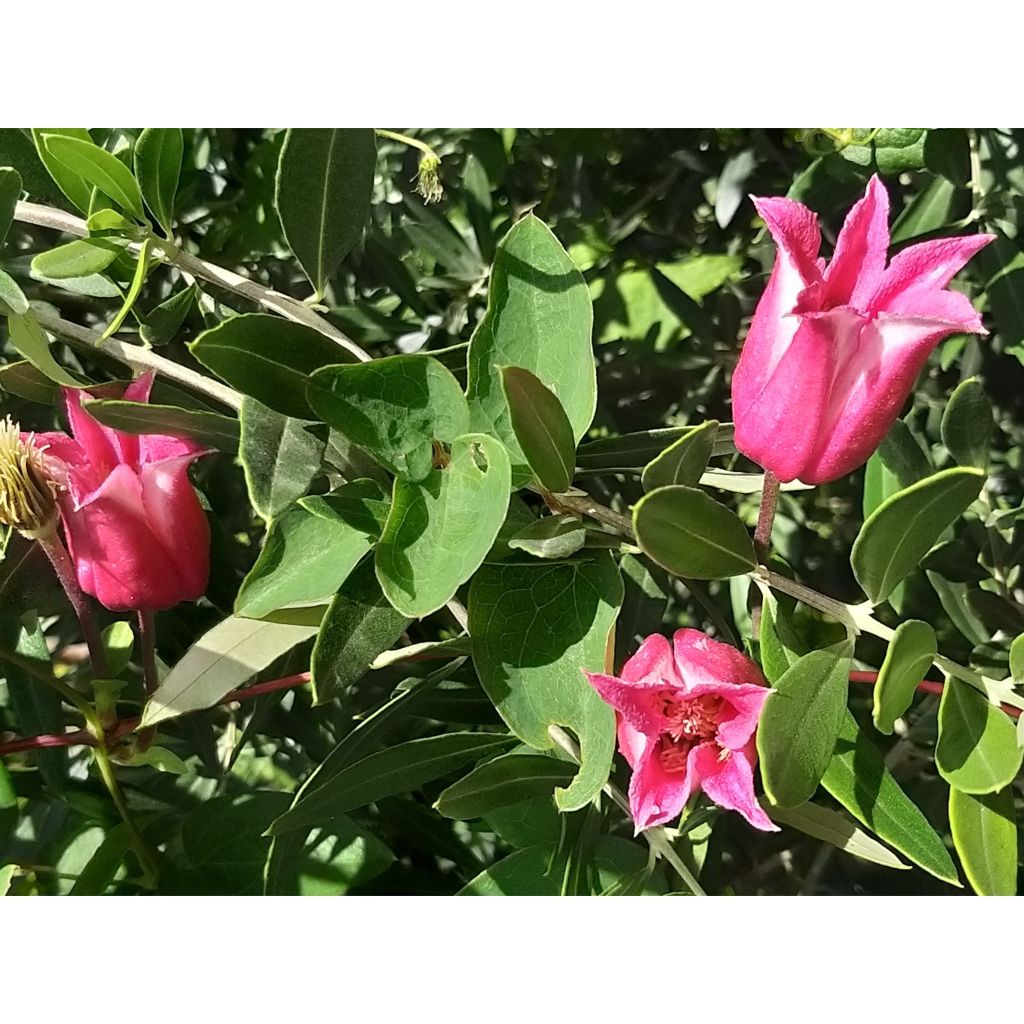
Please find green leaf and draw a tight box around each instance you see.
[757,644,852,807]
[821,710,959,885]
[101,237,151,339]
[134,128,182,236]
[299,479,390,534]
[457,844,560,895]
[469,553,622,811]
[0,360,62,404]
[268,732,514,835]
[190,313,356,419]
[0,269,27,315]
[878,419,932,488]
[140,616,318,727]
[308,354,469,481]
[941,378,991,470]
[310,559,410,705]
[274,128,377,298]
[235,500,378,620]
[0,167,23,250]
[31,129,94,212]
[376,433,511,617]
[500,365,576,492]
[890,174,962,243]
[851,467,985,605]
[6,310,79,385]
[506,515,586,560]
[633,485,757,579]
[872,619,938,734]
[577,424,735,474]
[0,761,18,838]
[83,399,239,454]
[641,420,718,491]
[41,134,145,220]
[765,800,909,871]
[949,786,1017,896]
[0,613,66,792]
[31,239,118,280]
[68,824,131,895]
[435,752,576,819]
[239,397,326,521]
[139,282,196,346]
[758,591,801,684]
[467,215,596,467]
[1010,634,1024,684]
[935,677,1022,794]
[0,864,13,896]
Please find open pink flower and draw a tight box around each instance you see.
[31,373,211,611]
[586,629,777,833]
[732,174,993,485]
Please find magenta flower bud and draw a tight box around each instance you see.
[586,629,778,833]
[34,373,212,611]
[732,174,993,485]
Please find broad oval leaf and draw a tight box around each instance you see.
[376,433,511,617]
[274,128,377,299]
[435,752,576,819]
[139,283,196,347]
[500,365,576,492]
[83,399,239,454]
[140,616,318,727]
[31,239,118,280]
[308,354,469,482]
[851,467,985,605]
[466,215,596,464]
[872,619,938,734]
[633,484,757,579]
[134,127,183,236]
[641,419,718,491]
[469,553,623,811]
[239,397,325,521]
[0,269,27,315]
[936,677,1022,794]
[941,377,991,470]
[235,500,379,620]
[506,515,586,560]
[311,559,410,705]
[756,644,852,807]
[821,709,959,884]
[41,134,145,221]
[267,732,514,835]
[949,786,1017,896]
[191,313,356,420]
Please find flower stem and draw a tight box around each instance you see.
[137,611,159,696]
[375,129,438,160]
[36,532,108,678]
[753,470,780,563]
[92,739,159,888]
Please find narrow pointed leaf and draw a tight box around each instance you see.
[500,365,576,492]
[83,399,239,454]
[435,753,576,819]
[41,134,145,220]
[134,127,182,236]
[641,419,718,491]
[31,239,118,280]
[31,128,94,212]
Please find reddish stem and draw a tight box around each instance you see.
[849,670,1021,719]
[0,671,312,756]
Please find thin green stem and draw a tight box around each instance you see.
[92,741,158,888]
[375,129,438,159]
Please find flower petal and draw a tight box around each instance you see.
[733,313,837,482]
[822,174,890,309]
[62,387,121,473]
[693,741,778,832]
[672,628,767,690]
[586,671,672,738]
[628,740,696,833]
[619,631,681,687]
[799,311,969,484]
[870,234,994,314]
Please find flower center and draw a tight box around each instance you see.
[660,693,723,743]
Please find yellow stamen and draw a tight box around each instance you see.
[0,416,58,537]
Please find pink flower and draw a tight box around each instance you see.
[732,174,993,485]
[31,373,211,611]
[586,628,777,833]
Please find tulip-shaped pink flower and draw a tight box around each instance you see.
[32,373,211,611]
[586,629,777,833]
[732,175,993,485]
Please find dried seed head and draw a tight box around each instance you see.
[0,416,58,537]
